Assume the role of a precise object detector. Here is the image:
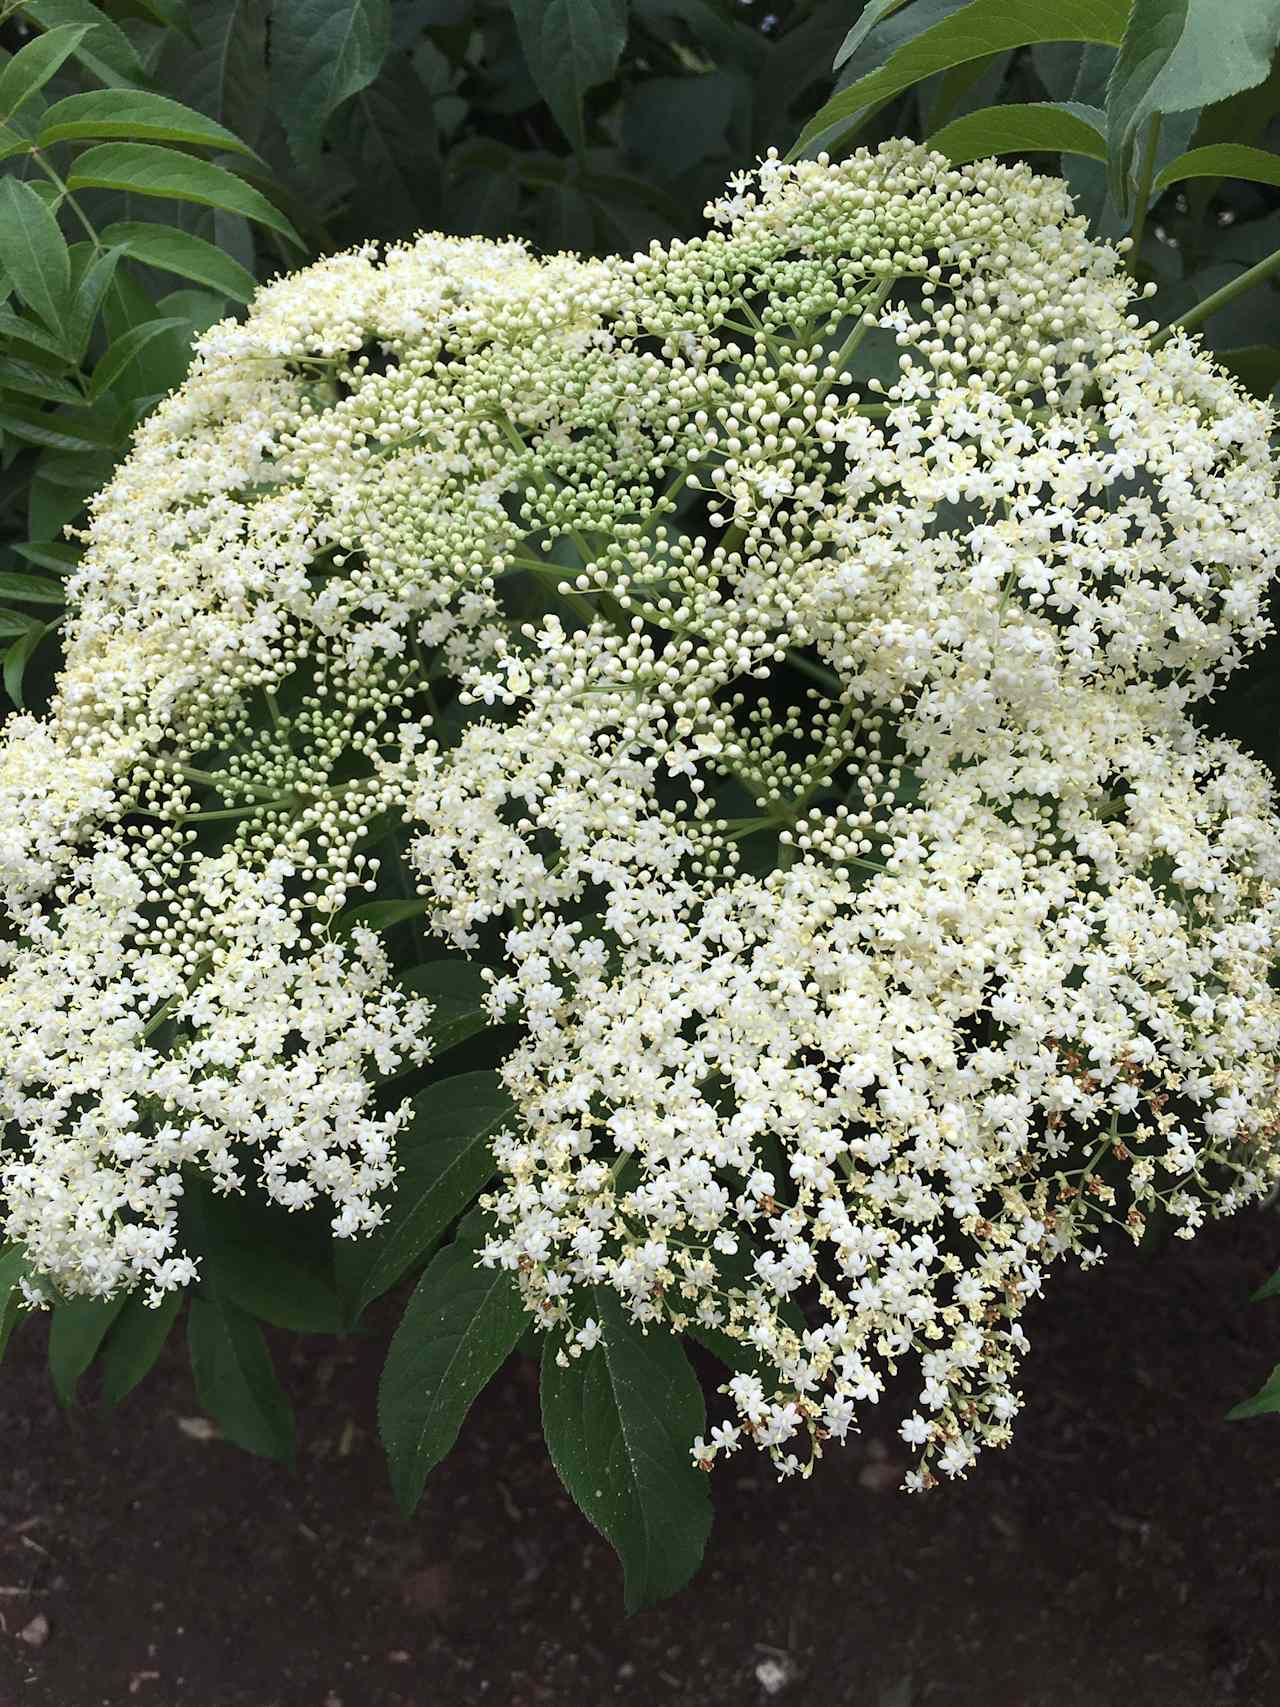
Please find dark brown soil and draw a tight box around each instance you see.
[1,1209,1278,1707]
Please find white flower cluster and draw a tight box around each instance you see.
[1,142,1278,1488]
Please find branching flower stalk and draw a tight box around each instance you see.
[1,144,1279,1490]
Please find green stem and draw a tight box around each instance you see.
[817,278,896,403]
[175,764,281,801]
[1152,241,1280,348]
[502,556,602,627]
[1127,114,1162,266]
[28,151,102,253]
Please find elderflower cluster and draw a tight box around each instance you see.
[1,142,1279,1489]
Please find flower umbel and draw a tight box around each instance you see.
[2,143,1279,1490]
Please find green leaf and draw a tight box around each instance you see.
[510,0,629,151]
[12,539,80,573]
[100,1288,184,1407]
[0,178,70,335]
[38,89,258,154]
[345,1071,511,1318]
[270,0,391,162]
[834,0,915,72]
[334,896,428,935]
[0,571,65,604]
[0,1246,32,1364]
[182,1178,342,1333]
[89,316,190,400]
[791,0,1129,159]
[378,1211,526,1512]
[68,143,300,244]
[101,268,199,399]
[0,24,92,122]
[1153,143,1280,193]
[339,54,441,238]
[399,959,492,1055]
[0,400,119,454]
[1213,345,1280,399]
[1252,1264,1280,1301]
[0,356,83,406]
[1106,1,1280,210]
[30,445,119,491]
[621,72,736,178]
[0,611,38,639]
[47,1293,127,1405]
[0,306,70,360]
[64,245,123,366]
[3,619,53,707]
[158,0,269,148]
[187,1294,296,1461]
[97,223,254,304]
[540,1289,712,1611]
[22,0,149,87]
[1227,1362,1280,1420]
[928,100,1107,162]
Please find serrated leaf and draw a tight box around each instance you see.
[345,1071,511,1318]
[1106,0,1280,211]
[0,178,70,336]
[100,1288,184,1406]
[1227,1362,1280,1420]
[929,100,1107,162]
[89,316,190,400]
[540,1289,712,1611]
[0,400,119,454]
[621,71,735,178]
[399,959,492,1055]
[1154,143,1280,193]
[157,0,269,148]
[64,246,123,365]
[510,0,629,151]
[187,1294,295,1460]
[68,143,300,244]
[834,0,916,72]
[378,1211,526,1512]
[38,89,258,154]
[271,0,391,162]
[31,446,119,490]
[0,306,70,360]
[340,55,441,238]
[22,0,149,87]
[47,1293,127,1405]
[101,267,198,399]
[0,24,92,122]
[791,0,1129,160]
[0,357,83,405]
[98,222,254,303]
[0,571,65,604]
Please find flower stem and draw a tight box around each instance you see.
[1151,241,1280,348]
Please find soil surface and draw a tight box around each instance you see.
[1,1209,1278,1707]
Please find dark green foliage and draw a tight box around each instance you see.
[541,1289,713,1612]
[188,1293,297,1461]
[377,1210,526,1510]
[6,0,1280,1610]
